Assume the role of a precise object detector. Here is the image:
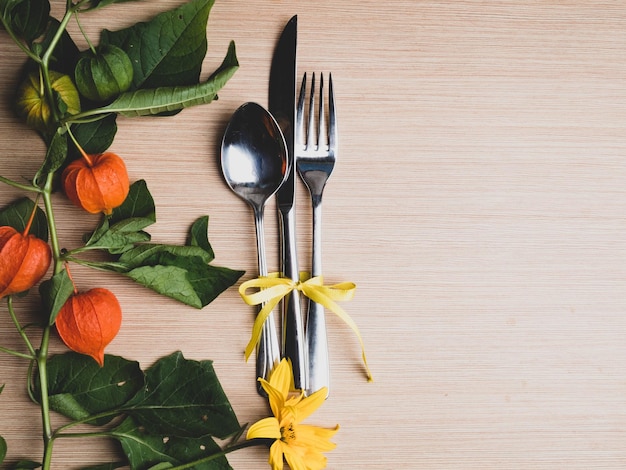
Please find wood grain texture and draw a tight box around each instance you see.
[1,0,626,468]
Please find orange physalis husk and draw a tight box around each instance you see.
[55,287,122,366]
[62,152,129,215]
[0,225,52,299]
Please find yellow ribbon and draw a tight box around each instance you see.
[239,273,373,382]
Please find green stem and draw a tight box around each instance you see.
[39,4,77,126]
[167,440,264,470]
[52,434,264,469]
[54,430,111,439]
[38,326,54,470]
[74,13,96,54]
[0,14,41,62]
[0,345,35,360]
[54,409,123,434]
[0,175,43,193]
[41,6,76,69]
[38,171,65,470]
[63,108,114,125]
[6,296,37,358]
[63,255,128,273]
[42,173,63,275]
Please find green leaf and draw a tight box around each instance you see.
[109,179,156,229]
[85,225,151,255]
[0,435,6,465]
[0,197,48,241]
[119,244,212,269]
[38,353,144,425]
[125,351,240,439]
[39,268,74,325]
[84,180,155,253]
[77,179,242,307]
[117,210,242,307]
[188,216,214,261]
[77,463,126,470]
[113,417,232,470]
[184,263,244,308]
[9,459,41,469]
[33,129,67,187]
[125,264,203,308]
[77,0,138,11]
[101,0,214,89]
[93,42,237,117]
[70,114,117,155]
[125,260,243,309]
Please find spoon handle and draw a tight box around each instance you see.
[279,206,307,391]
[254,207,281,395]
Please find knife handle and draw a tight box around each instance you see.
[279,207,307,391]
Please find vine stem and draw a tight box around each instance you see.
[6,296,37,358]
[0,345,35,360]
[0,175,43,193]
[74,13,96,54]
[51,433,264,469]
[38,326,54,470]
[0,14,40,62]
[40,4,78,126]
[42,173,63,276]
[39,171,65,470]
[167,440,265,470]
[41,5,76,69]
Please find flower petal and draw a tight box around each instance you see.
[262,380,288,418]
[269,440,286,470]
[301,449,328,470]
[269,358,294,397]
[283,444,308,470]
[294,387,327,422]
[246,417,281,440]
[297,424,339,452]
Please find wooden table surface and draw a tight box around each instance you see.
[2,1,626,468]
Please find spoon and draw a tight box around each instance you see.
[220,102,287,395]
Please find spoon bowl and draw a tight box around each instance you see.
[220,102,287,394]
[221,102,287,210]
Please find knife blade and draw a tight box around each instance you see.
[268,15,307,391]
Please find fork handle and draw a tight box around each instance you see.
[306,298,329,397]
[305,200,330,397]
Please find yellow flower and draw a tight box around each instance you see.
[247,359,339,470]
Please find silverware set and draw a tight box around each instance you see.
[221,15,338,397]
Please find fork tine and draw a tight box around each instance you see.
[296,72,307,146]
[328,73,336,151]
[317,73,325,148]
[306,72,316,150]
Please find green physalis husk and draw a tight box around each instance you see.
[15,70,81,132]
[74,44,134,102]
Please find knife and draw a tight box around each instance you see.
[268,15,307,391]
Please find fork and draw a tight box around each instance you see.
[296,72,336,398]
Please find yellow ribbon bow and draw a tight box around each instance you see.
[238,273,373,382]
